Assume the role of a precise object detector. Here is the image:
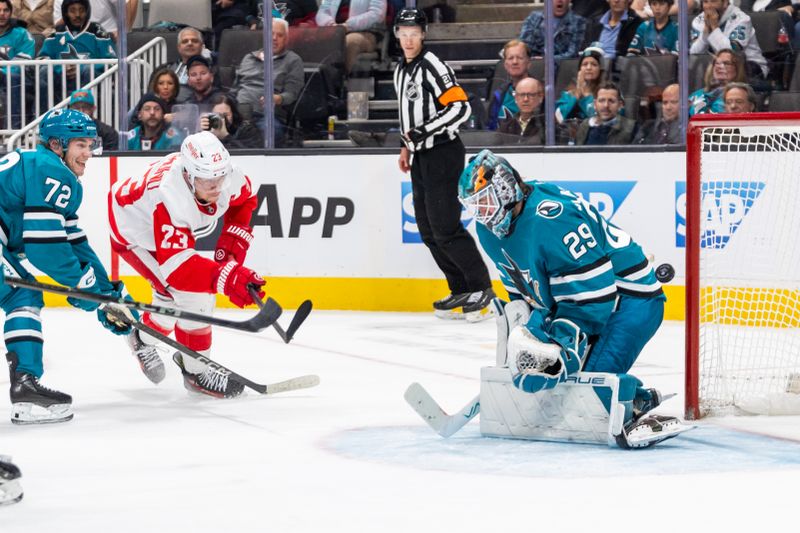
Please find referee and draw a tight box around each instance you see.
[393,8,493,321]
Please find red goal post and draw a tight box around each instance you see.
[685,112,800,420]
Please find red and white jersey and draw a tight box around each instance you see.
[109,152,257,293]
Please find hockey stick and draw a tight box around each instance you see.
[105,308,320,395]
[248,285,312,344]
[404,382,480,438]
[4,276,282,333]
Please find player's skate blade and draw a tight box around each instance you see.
[616,415,695,449]
[0,458,23,506]
[172,353,245,399]
[10,402,73,425]
[463,288,496,322]
[433,292,471,320]
[126,330,165,384]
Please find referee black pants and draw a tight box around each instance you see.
[410,138,491,295]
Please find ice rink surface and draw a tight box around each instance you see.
[2,309,799,532]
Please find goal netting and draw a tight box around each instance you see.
[686,115,800,419]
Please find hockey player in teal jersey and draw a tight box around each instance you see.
[458,149,690,447]
[0,108,136,425]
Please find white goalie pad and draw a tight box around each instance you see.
[479,366,625,446]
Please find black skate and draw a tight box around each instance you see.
[616,414,695,449]
[6,352,73,425]
[126,330,165,384]
[433,288,495,322]
[462,288,496,322]
[172,353,244,399]
[0,456,23,506]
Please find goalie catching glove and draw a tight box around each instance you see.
[215,224,254,264]
[216,261,265,308]
[507,315,588,394]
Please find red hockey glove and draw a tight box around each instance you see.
[215,261,265,308]
[214,224,254,264]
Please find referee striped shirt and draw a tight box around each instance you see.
[393,48,471,152]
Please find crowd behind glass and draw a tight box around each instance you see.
[0,0,795,150]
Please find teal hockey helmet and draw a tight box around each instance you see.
[458,149,524,238]
[39,108,98,151]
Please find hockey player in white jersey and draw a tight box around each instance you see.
[458,149,692,448]
[109,131,265,398]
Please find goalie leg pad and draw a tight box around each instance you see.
[507,326,563,394]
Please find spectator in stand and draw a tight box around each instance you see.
[0,0,35,128]
[315,0,387,75]
[233,15,303,146]
[201,93,264,149]
[631,0,695,19]
[582,0,643,59]
[487,39,532,130]
[519,0,588,60]
[147,67,180,113]
[627,0,678,55]
[68,89,117,149]
[11,0,56,35]
[128,67,179,128]
[177,55,226,114]
[53,0,138,40]
[690,0,768,80]
[633,82,681,144]
[212,0,257,44]
[167,27,213,101]
[556,44,606,124]
[127,92,183,150]
[722,81,757,113]
[689,48,745,115]
[576,81,637,144]
[38,0,115,102]
[497,77,545,145]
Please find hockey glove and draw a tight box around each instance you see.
[66,264,104,312]
[214,224,254,264]
[216,261,266,308]
[507,325,564,393]
[96,281,140,336]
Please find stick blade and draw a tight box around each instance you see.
[283,300,313,343]
[263,374,320,395]
[244,297,283,332]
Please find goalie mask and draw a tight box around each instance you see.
[458,149,524,238]
[180,131,232,195]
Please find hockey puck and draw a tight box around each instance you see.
[655,263,675,283]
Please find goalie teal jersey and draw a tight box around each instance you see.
[475,180,665,336]
[0,147,112,290]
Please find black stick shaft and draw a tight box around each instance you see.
[5,276,282,333]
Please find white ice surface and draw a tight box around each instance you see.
[1,310,799,532]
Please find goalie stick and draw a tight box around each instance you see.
[404,383,480,438]
[4,276,282,333]
[248,285,312,344]
[104,307,320,395]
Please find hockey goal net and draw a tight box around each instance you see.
[686,113,800,419]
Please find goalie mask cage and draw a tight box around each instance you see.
[686,112,800,420]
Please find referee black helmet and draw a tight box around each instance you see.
[394,8,428,35]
